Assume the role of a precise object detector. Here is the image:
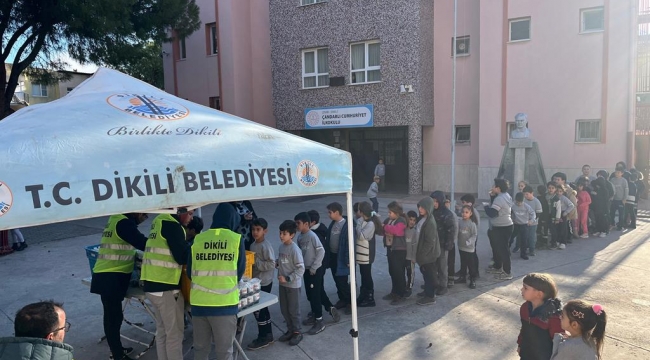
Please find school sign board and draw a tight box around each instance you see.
[304,104,373,129]
[0,68,352,230]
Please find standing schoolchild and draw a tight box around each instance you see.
[456,205,479,289]
[430,191,459,291]
[248,218,276,350]
[517,273,564,360]
[459,194,481,273]
[404,210,419,296]
[484,179,514,280]
[518,180,528,194]
[415,197,441,306]
[355,202,381,307]
[367,176,381,213]
[564,184,579,240]
[523,186,542,256]
[590,175,611,238]
[624,172,637,229]
[276,220,305,346]
[325,202,352,314]
[374,158,386,191]
[536,185,550,247]
[551,300,607,360]
[295,212,336,335]
[511,192,536,260]
[609,167,628,231]
[554,185,575,249]
[382,201,408,305]
[575,179,592,238]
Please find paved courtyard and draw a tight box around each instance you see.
[1,194,649,359]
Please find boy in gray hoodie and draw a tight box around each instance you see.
[277,220,305,346]
[404,210,419,296]
[609,167,628,230]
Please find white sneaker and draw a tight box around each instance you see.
[580,234,589,239]
[599,233,607,238]
[593,232,601,236]
[558,244,566,250]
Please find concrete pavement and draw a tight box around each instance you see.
[1,193,649,359]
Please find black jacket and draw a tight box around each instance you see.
[517,299,563,360]
[90,215,147,298]
[430,191,457,251]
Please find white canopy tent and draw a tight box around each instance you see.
[0,68,361,359]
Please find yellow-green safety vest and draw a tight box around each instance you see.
[190,229,240,307]
[140,213,184,285]
[93,214,137,274]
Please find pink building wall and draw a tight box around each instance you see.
[429,0,635,196]
[162,0,274,127]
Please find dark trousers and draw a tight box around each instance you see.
[491,225,513,274]
[513,224,528,255]
[305,266,333,319]
[101,294,125,358]
[625,203,637,228]
[369,197,379,213]
[458,250,478,280]
[447,245,456,282]
[610,200,625,228]
[329,252,351,303]
[594,208,609,234]
[387,248,407,296]
[419,261,439,298]
[254,283,273,338]
[405,261,414,289]
[359,263,374,291]
[549,220,568,245]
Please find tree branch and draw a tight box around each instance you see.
[0,1,14,36]
[1,23,32,61]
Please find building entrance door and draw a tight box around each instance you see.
[348,126,408,193]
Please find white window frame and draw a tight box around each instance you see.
[575,120,602,143]
[349,40,381,85]
[452,35,470,57]
[455,125,471,144]
[509,17,531,42]
[301,0,326,6]
[302,47,329,89]
[179,37,187,60]
[580,7,604,34]
[31,83,48,97]
[209,24,218,55]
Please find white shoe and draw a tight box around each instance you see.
[593,232,601,236]
[580,234,589,239]
[599,233,607,238]
[558,244,566,250]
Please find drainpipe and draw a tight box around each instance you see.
[629,0,638,167]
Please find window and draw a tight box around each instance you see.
[581,7,604,33]
[452,36,470,56]
[207,23,218,55]
[31,84,47,97]
[350,41,381,84]
[575,120,601,143]
[509,17,531,42]
[302,47,329,88]
[209,96,221,110]
[455,125,471,144]
[301,0,325,5]
[178,37,187,60]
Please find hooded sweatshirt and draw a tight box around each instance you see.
[187,203,247,317]
[430,191,458,251]
[590,177,610,212]
[415,197,441,265]
[484,192,514,227]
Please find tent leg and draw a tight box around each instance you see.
[346,192,360,360]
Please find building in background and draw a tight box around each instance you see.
[161,0,274,127]
[269,0,434,194]
[4,63,92,107]
[432,0,636,196]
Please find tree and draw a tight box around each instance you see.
[0,0,200,118]
[103,41,165,89]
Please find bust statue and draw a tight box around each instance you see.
[510,113,530,139]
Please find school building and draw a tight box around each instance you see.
[165,0,640,196]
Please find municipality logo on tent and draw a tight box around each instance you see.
[297,160,318,187]
[0,181,13,217]
[107,94,189,120]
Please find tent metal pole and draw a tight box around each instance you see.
[346,191,360,360]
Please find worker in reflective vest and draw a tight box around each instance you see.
[187,203,246,360]
[141,208,192,360]
[90,213,148,360]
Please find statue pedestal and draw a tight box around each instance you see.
[497,138,545,195]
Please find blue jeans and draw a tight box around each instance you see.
[370,197,379,213]
[526,225,537,254]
